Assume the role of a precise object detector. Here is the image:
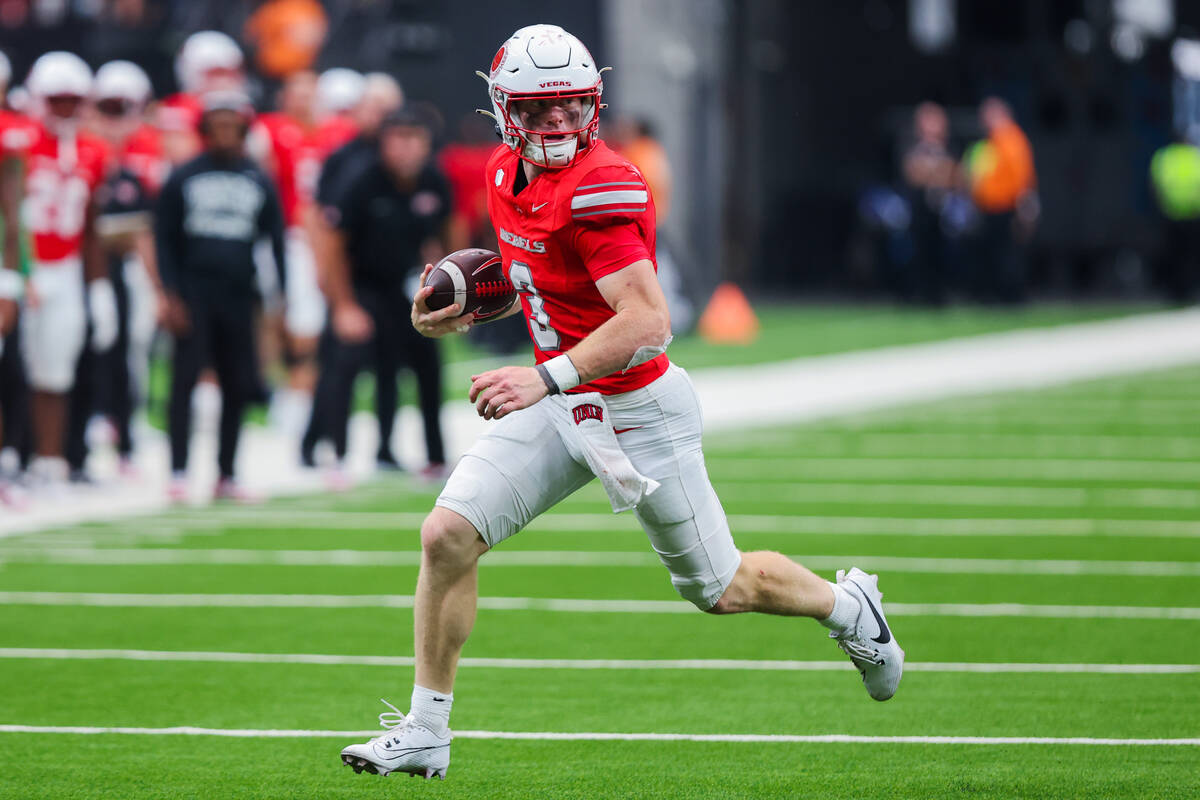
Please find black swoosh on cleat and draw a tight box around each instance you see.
[854,582,892,644]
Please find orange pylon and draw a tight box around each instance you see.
[698,282,759,344]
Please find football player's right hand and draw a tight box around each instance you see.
[333,301,373,343]
[411,263,475,338]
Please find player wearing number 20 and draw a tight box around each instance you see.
[340,24,905,781]
[20,53,116,487]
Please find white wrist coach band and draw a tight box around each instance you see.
[0,269,24,301]
[543,353,581,393]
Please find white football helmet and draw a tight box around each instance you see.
[480,24,604,168]
[95,60,152,107]
[175,31,243,94]
[26,51,93,102]
[316,68,366,116]
[0,50,11,91]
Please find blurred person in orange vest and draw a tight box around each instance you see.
[963,97,1037,303]
[609,115,693,332]
[244,0,328,81]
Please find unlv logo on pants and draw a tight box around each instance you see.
[572,403,603,425]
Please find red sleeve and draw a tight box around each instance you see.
[573,221,653,281]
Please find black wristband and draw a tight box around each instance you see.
[535,363,560,395]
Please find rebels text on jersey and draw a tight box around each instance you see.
[486,140,667,395]
[23,123,110,263]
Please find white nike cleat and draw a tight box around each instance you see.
[340,699,451,779]
[832,567,905,701]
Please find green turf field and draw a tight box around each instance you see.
[3,363,1199,798]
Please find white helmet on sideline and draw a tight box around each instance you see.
[316,68,365,116]
[27,51,93,101]
[481,24,603,168]
[95,60,153,106]
[176,30,243,93]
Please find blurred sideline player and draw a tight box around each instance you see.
[156,91,286,503]
[159,31,246,166]
[248,70,326,436]
[340,25,905,780]
[78,60,167,476]
[19,52,116,489]
[0,48,35,506]
[313,68,363,155]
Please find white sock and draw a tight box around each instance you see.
[819,581,861,635]
[409,684,453,735]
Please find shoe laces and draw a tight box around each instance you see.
[838,637,884,667]
[377,698,410,731]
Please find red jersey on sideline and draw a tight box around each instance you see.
[23,122,110,263]
[0,110,37,160]
[485,140,666,395]
[120,123,167,194]
[314,114,358,158]
[256,111,322,227]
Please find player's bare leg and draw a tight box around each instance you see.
[341,506,485,778]
[710,549,904,700]
[413,507,489,692]
[707,550,834,617]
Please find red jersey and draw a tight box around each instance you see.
[485,140,665,395]
[440,142,493,239]
[0,110,37,160]
[23,122,110,263]
[156,92,203,133]
[120,123,167,194]
[255,112,322,227]
[314,114,358,158]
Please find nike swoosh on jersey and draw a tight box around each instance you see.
[613,426,642,434]
[532,202,549,212]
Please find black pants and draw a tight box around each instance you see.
[1160,217,1200,302]
[66,260,138,472]
[304,288,444,464]
[168,288,259,479]
[971,211,1026,304]
[0,322,31,465]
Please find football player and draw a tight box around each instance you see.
[249,70,326,437]
[0,47,35,506]
[19,52,115,489]
[159,31,245,166]
[340,25,905,780]
[84,60,167,476]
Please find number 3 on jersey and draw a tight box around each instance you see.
[508,260,561,351]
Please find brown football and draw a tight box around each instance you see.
[424,248,516,320]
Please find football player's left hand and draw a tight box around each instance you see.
[469,366,547,420]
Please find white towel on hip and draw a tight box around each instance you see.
[550,391,659,513]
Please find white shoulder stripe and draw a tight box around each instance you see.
[570,190,649,210]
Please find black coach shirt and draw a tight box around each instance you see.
[332,160,451,292]
[155,152,286,296]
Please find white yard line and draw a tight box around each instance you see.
[1,647,1195,674]
[0,724,1194,746]
[706,458,1200,483]
[0,591,1196,618]
[3,547,1198,576]
[718,431,1200,459]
